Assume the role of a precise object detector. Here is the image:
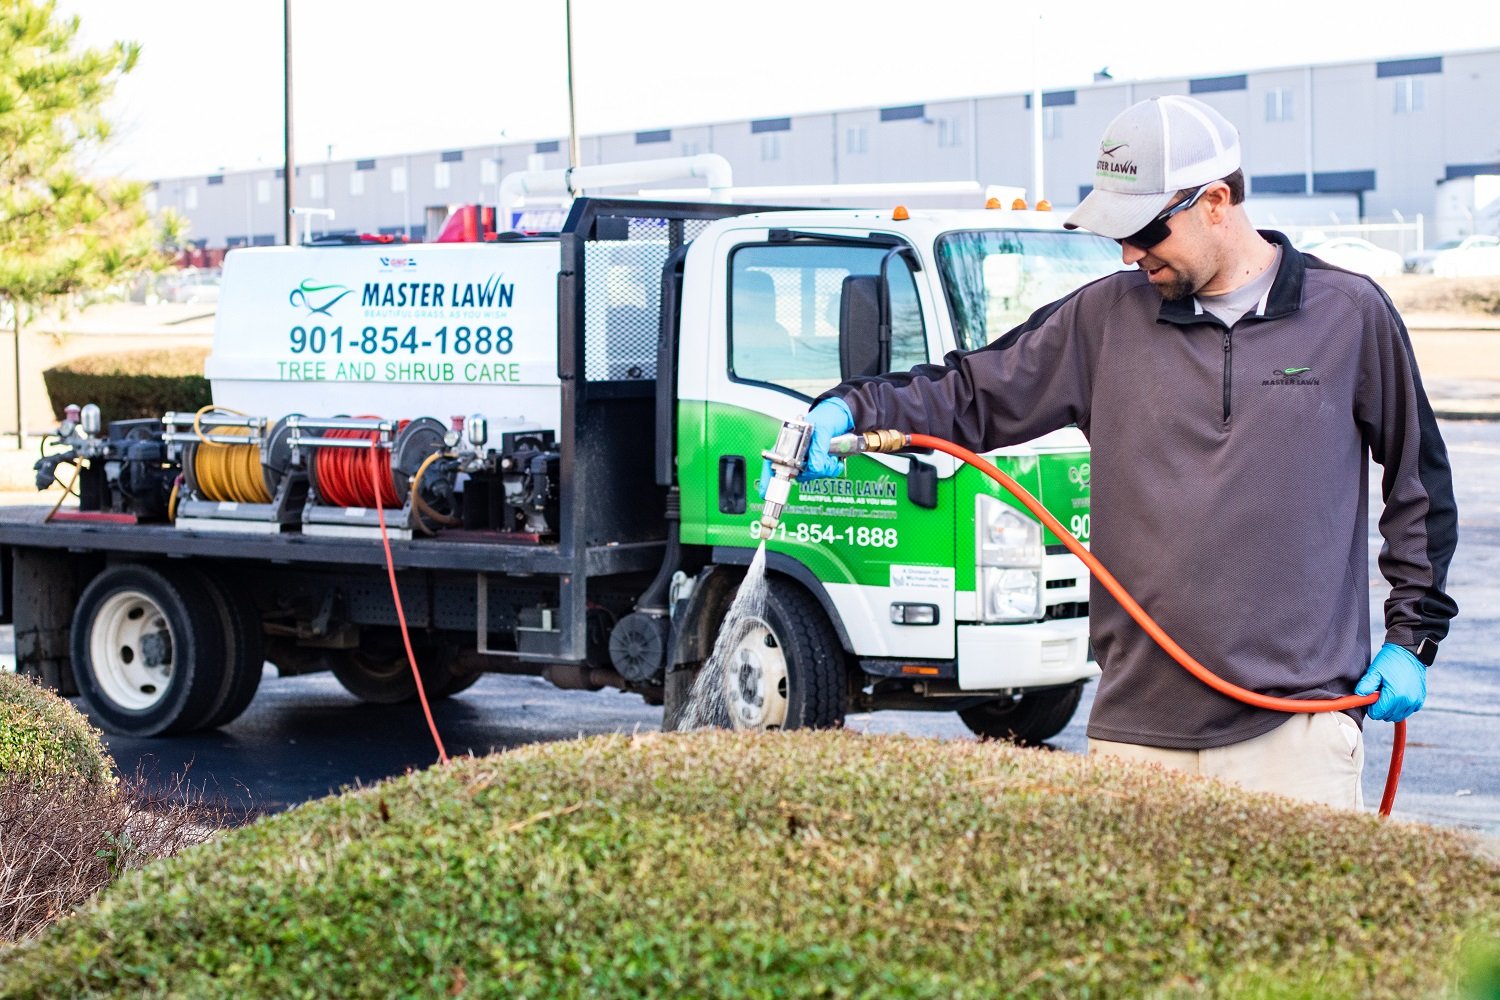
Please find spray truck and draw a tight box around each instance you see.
[4,193,1126,739]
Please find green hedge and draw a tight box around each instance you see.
[0,731,1495,998]
[0,671,114,789]
[42,348,212,421]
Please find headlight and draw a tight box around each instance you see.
[977,495,1042,567]
[981,567,1043,622]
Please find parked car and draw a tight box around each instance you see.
[150,267,222,305]
[1404,236,1494,273]
[1426,235,1500,278]
[1295,237,1405,277]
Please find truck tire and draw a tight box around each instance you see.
[70,564,225,737]
[671,578,845,731]
[189,570,266,730]
[328,631,470,703]
[957,682,1085,746]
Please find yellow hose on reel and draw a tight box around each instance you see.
[190,406,271,503]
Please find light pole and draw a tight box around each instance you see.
[283,0,295,245]
[565,0,581,171]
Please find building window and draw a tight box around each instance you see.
[441,150,463,163]
[1265,87,1294,122]
[1394,77,1425,113]
[350,171,364,196]
[845,126,868,155]
[434,162,451,190]
[145,190,157,213]
[760,134,781,161]
[681,141,701,157]
[1043,108,1063,140]
[937,117,963,148]
[310,173,324,199]
[481,158,499,185]
[256,179,271,204]
[184,186,197,210]
[636,129,671,145]
[391,165,407,193]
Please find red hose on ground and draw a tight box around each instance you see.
[905,433,1405,818]
[369,440,450,766]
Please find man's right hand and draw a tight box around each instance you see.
[799,398,854,481]
[756,398,855,498]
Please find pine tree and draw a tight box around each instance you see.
[0,0,168,444]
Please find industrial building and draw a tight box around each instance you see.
[149,46,1500,251]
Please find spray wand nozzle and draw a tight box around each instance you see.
[760,424,913,534]
[759,419,814,533]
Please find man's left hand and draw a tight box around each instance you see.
[1355,643,1427,722]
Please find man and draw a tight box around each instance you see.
[797,95,1458,809]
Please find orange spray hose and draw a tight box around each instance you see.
[369,440,450,766]
[903,433,1405,817]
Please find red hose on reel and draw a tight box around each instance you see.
[314,419,409,508]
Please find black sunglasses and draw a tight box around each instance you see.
[1118,182,1213,251]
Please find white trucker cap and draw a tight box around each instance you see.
[1064,95,1241,239]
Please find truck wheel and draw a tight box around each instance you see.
[328,632,464,704]
[716,580,845,730]
[189,570,266,730]
[958,682,1085,746]
[70,564,224,737]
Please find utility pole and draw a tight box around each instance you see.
[565,0,581,171]
[283,0,295,245]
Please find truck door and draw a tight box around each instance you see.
[693,234,958,659]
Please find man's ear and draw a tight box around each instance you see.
[1202,182,1234,222]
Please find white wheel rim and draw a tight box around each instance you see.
[89,590,176,711]
[723,616,789,729]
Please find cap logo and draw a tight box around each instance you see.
[1096,139,1138,180]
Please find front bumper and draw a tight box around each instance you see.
[956,616,1098,691]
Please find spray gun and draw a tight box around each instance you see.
[760,421,915,534]
[759,419,814,533]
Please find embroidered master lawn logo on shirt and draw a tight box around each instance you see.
[1265,366,1319,386]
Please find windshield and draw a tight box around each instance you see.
[936,230,1127,352]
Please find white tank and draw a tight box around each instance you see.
[207,241,564,433]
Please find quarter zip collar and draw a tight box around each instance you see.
[1156,230,1303,328]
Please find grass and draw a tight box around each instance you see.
[0,671,113,789]
[0,730,1495,998]
[1382,275,1500,316]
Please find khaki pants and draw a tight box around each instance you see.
[1088,712,1365,811]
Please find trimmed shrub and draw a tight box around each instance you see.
[0,671,113,789]
[42,347,212,421]
[0,731,1495,998]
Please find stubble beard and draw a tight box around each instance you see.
[1151,266,1201,302]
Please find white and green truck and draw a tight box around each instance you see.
[4,195,1124,740]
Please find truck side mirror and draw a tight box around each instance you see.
[839,275,883,380]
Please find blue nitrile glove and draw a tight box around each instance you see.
[1355,643,1428,722]
[757,398,855,498]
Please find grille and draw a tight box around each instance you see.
[582,217,714,382]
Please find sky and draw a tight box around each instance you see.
[56,0,1500,181]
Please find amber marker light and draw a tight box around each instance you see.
[1036,199,1053,211]
[1011,197,1028,210]
[984,197,1002,209]
[892,205,910,221]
